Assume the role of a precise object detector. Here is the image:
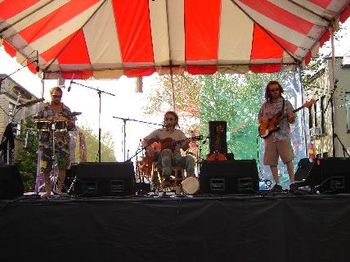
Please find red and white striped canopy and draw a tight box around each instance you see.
[0,0,349,79]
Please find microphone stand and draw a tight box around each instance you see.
[70,81,116,162]
[112,116,162,161]
[334,134,350,157]
[323,80,345,157]
[0,56,39,89]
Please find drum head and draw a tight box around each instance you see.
[181,176,200,195]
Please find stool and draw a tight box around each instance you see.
[151,163,185,192]
[171,166,185,186]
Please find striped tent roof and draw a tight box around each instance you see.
[0,0,349,79]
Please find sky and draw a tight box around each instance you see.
[0,50,163,162]
[0,19,349,162]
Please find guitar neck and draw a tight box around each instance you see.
[280,104,306,119]
[293,105,305,113]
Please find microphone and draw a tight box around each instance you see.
[36,50,39,72]
[69,111,82,117]
[68,80,73,92]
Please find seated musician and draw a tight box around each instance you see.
[36,86,76,197]
[142,111,195,187]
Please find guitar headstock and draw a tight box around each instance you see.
[191,135,203,141]
[304,99,316,109]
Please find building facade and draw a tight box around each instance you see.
[305,56,350,158]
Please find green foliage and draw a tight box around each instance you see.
[143,71,303,165]
[143,73,200,133]
[143,73,268,159]
[15,118,38,192]
[77,125,116,162]
[14,120,116,192]
[199,73,264,159]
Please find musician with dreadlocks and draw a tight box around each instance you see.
[143,111,195,187]
[258,81,296,192]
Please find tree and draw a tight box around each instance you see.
[75,125,116,162]
[143,70,306,183]
[199,73,264,159]
[15,121,116,192]
[15,118,38,192]
[144,73,264,159]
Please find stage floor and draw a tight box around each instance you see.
[1,191,350,262]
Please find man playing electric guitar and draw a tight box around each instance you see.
[258,81,296,192]
[143,111,195,187]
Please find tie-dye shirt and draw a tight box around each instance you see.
[258,97,294,142]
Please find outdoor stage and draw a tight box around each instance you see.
[1,192,350,262]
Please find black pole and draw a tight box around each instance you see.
[123,118,126,161]
[112,116,162,161]
[323,79,338,157]
[98,90,102,162]
[70,81,116,162]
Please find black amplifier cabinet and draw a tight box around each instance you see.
[69,162,135,196]
[199,160,259,194]
[0,165,24,199]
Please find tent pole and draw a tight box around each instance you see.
[330,26,337,157]
[298,65,309,157]
[170,67,176,111]
[41,76,45,99]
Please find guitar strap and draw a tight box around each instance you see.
[280,98,285,116]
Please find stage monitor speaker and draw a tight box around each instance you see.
[295,158,314,181]
[208,121,227,154]
[293,158,350,193]
[69,162,135,196]
[0,165,24,199]
[199,160,259,194]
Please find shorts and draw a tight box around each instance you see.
[263,138,294,166]
[39,147,69,174]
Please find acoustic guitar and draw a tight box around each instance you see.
[258,99,315,139]
[159,135,203,151]
[145,135,203,161]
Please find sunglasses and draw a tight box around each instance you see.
[52,94,62,98]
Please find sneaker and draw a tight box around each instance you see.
[271,184,283,192]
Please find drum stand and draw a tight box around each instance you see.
[38,122,61,196]
[50,122,60,193]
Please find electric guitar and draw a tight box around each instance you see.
[259,99,315,139]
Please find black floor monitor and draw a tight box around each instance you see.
[199,160,259,194]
